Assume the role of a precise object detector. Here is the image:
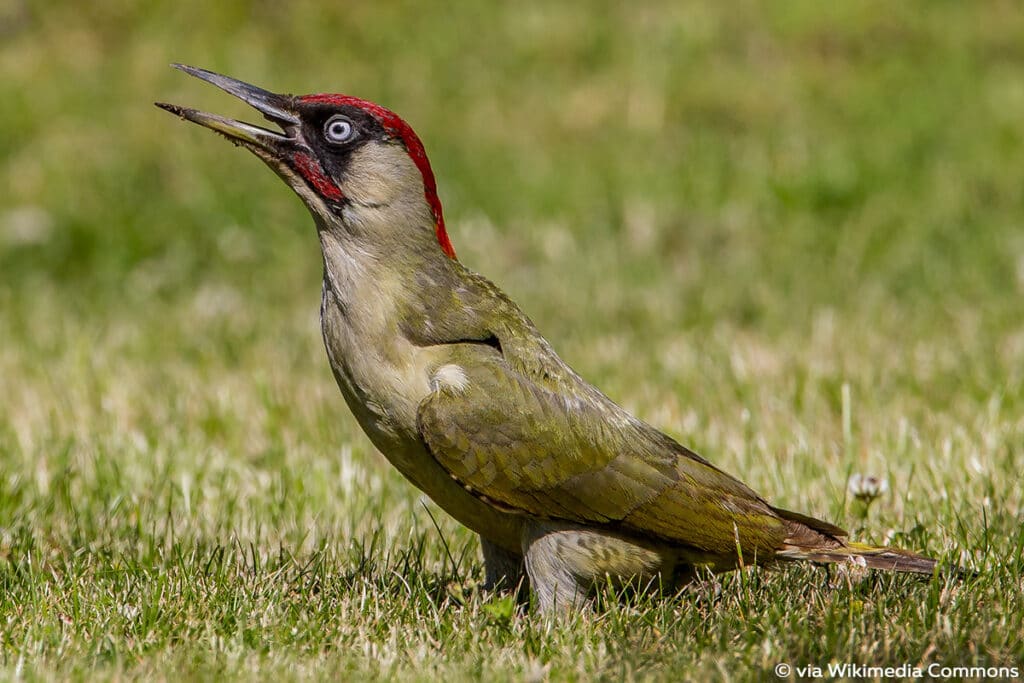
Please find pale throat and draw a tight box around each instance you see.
[342,142,435,222]
[313,141,449,318]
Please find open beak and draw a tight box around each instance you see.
[156,64,300,154]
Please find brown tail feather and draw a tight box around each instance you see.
[771,507,939,575]
[777,541,939,575]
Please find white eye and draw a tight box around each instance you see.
[324,116,354,144]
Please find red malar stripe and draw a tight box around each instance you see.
[294,152,344,202]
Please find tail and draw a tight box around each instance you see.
[777,541,939,575]
[772,506,939,575]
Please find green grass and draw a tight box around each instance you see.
[2,0,1024,679]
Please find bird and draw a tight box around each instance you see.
[157,65,939,612]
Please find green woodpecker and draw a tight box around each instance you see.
[158,65,938,612]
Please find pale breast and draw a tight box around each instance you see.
[318,283,522,549]
[322,280,467,475]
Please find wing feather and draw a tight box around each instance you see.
[417,350,792,556]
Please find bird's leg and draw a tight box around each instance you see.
[480,536,526,594]
[521,522,591,612]
[521,520,675,613]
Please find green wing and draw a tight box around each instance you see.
[416,350,794,558]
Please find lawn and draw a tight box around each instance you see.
[1,1,1023,680]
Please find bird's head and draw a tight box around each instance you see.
[156,64,456,260]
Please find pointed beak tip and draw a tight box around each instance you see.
[165,63,299,127]
[154,102,190,119]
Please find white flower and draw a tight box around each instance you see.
[848,473,889,502]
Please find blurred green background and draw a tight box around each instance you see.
[1,0,1023,679]
[5,1,1022,329]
